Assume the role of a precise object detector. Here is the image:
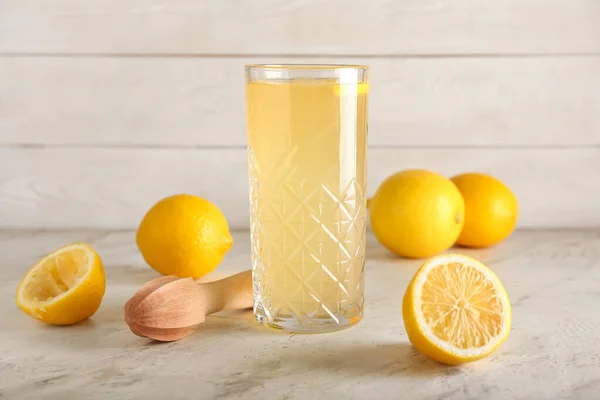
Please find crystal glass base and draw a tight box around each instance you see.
[254,307,363,333]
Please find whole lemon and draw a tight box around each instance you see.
[368,169,465,259]
[451,173,518,248]
[136,194,233,279]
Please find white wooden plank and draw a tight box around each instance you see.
[1,0,599,55]
[1,147,598,229]
[2,56,600,147]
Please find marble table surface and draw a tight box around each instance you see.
[1,229,600,400]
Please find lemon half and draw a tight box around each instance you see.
[16,243,105,325]
[402,254,511,364]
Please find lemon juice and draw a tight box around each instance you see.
[245,65,368,332]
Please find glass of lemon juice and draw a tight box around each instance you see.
[245,64,369,333]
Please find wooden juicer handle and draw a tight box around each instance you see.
[124,270,254,342]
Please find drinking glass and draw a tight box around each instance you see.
[245,64,368,333]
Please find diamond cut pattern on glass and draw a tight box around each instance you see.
[248,145,366,328]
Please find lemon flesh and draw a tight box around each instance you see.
[403,254,511,364]
[16,243,106,325]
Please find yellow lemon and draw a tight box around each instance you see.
[136,194,233,279]
[402,254,511,364]
[16,243,106,325]
[368,169,465,258]
[451,173,518,248]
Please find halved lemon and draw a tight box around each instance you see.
[402,254,511,364]
[16,243,106,325]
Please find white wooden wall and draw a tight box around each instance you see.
[1,0,600,229]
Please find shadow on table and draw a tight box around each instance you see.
[365,238,423,266]
[199,309,286,336]
[105,266,161,286]
[35,303,283,353]
[283,342,455,377]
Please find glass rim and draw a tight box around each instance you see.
[245,63,368,72]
